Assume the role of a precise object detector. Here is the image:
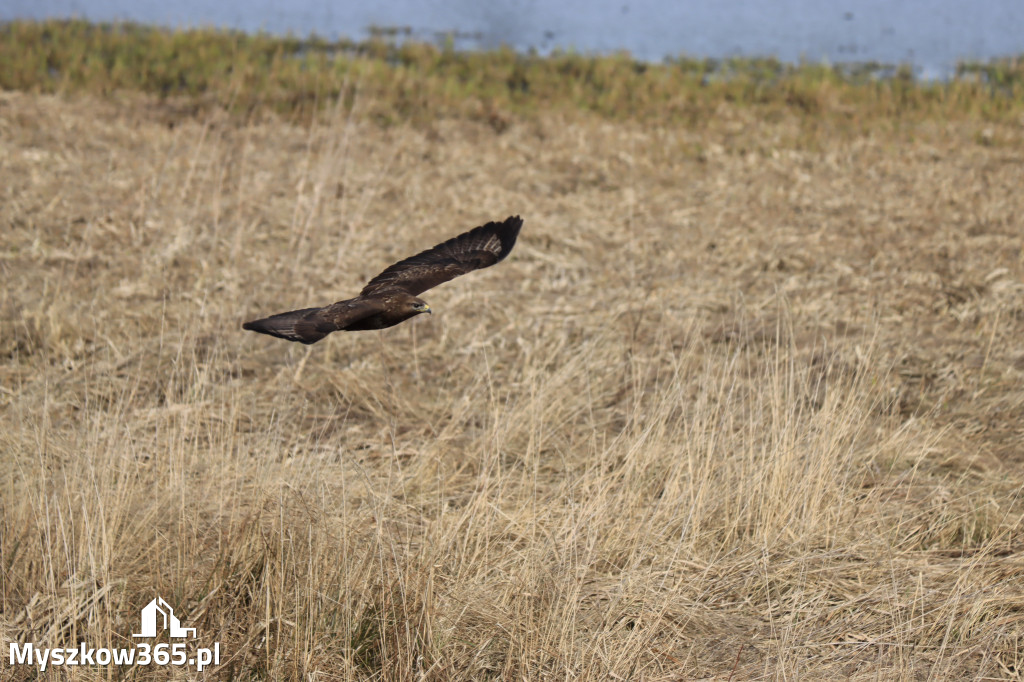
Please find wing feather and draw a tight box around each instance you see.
[242,299,384,344]
[360,215,523,297]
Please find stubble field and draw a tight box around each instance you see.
[2,77,1024,679]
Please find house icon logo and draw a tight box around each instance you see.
[132,597,197,638]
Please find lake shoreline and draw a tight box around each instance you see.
[2,19,1023,128]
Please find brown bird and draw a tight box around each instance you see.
[243,215,523,344]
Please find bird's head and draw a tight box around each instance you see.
[410,298,431,315]
[388,292,431,321]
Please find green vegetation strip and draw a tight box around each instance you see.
[2,19,1023,122]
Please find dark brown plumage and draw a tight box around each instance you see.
[243,215,523,344]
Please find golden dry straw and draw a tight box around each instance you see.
[1,74,1023,679]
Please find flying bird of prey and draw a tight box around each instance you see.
[243,215,523,344]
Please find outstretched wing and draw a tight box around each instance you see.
[360,215,523,297]
[242,298,385,344]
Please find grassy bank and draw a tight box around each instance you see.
[2,20,1024,681]
[3,19,1024,126]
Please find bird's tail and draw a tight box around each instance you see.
[242,307,330,344]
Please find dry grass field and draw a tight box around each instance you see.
[2,76,1024,679]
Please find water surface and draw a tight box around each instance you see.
[6,0,1024,77]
